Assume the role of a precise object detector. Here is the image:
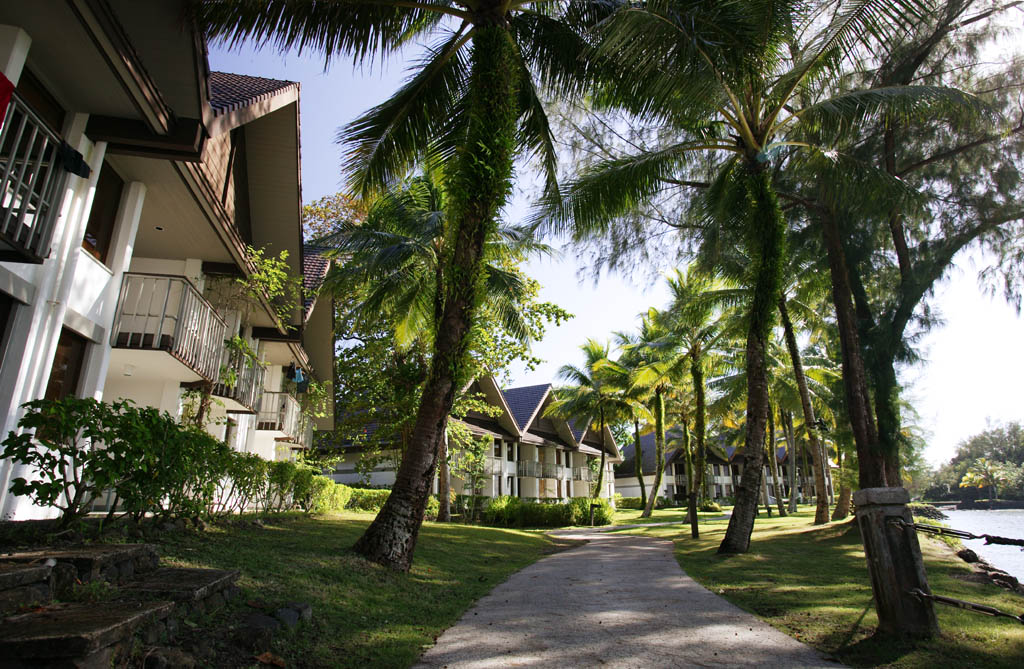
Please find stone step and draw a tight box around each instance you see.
[0,563,52,615]
[0,600,174,668]
[0,544,159,590]
[121,567,240,616]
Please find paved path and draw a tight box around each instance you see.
[415,531,835,668]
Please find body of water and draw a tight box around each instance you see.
[941,509,1024,581]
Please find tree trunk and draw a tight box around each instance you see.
[593,448,606,500]
[437,433,450,522]
[641,387,666,518]
[719,165,784,554]
[681,420,699,539]
[832,483,852,521]
[353,26,518,571]
[873,356,904,487]
[818,213,888,488]
[761,466,773,516]
[691,357,708,505]
[633,418,646,508]
[767,407,787,517]
[784,409,798,513]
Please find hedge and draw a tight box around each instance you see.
[482,496,612,528]
[615,495,666,510]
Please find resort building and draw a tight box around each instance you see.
[615,430,836,504]
[331,377,620,501]
[0,2,332,520]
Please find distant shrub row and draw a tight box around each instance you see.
[481,496,613,528]
[615,495,667,510]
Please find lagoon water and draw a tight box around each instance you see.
[942,509,1024,581]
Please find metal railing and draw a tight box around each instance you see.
[212,346,266,412]
[675,474,689,487]
[111,273,228,381]
[517,460,542,478]
[0,91,69,263]
[542,462,564,479]
[257,391,303,440]
[483,457,503,475]
[573,466,594,482]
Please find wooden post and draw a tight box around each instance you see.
[854,487,939,638]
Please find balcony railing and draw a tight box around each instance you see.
[541,463,564,479]
[517,460,542,478]
[112,273,228,381]
[0,91,69,263]
[572,466,594,482]
[483,457,502,475]
[257,391,304,441]
[675,475,689,487]
[212,346,266,413]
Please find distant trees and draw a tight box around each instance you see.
[923,422,1024,501]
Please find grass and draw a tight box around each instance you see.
[156,511,559,668]
[619,509,1024,668]
[611,507,729,525]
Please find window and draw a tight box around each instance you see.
[715,484,722,498]
[506,443,514,461]
[507,476,514,496]
[0,292,14,361]
[493,439,501,457]
[713,464,720,476]
[44,328,88,400]
[725,485,733,496]
[732,465,740,475]
[82,161,124,265]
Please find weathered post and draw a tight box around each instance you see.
[854,487,939,638]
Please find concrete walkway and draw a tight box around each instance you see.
[415,531,835,668]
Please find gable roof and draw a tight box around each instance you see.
[615,431,681,477]
[208,72,298,116]
[501,384,551,432]
[302,245,331,319]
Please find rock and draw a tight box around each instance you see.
[274,607,300,628]
[286,601,313,622]
[174,519,187,531]
[142,620,167,645]
[244,613,282,631]
[144,647,196,669]
[193,518,208,532]
[251,518,265,528]
[206,591,226,612]
[956,548,979,563]
[118,559,134,582]
[234,614,279,651]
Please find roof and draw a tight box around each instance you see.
[208,71,298,117]
[501,384,550,432]
[568,418,587,443]
[302,245,331,318]
[615,432,680,477]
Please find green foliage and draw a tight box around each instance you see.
[617,496,666,510]
[699,500,722,513]
[308,478,353,514]
[267,460,299,512]
[241,245,304,331]
[348,488,391,511]
[481,496,611,528]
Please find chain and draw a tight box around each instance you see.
[908,589,1024,624]
[887,517,1024,549]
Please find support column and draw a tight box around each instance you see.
[854,487,938,638]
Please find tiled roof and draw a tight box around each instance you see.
[568,418,587,442]
[615,431,680,477]
[501,384,550,432]
[302,245,331,318]
[208,71,298,116]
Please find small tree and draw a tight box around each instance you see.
[959,458,1011,502]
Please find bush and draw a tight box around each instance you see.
[348,488,390,511]
[699,500,722,512]
[217,452,268,515]
[481,496,611,528]
[308,478,352,514]
[425,495,440,520]
[616,496,665,510]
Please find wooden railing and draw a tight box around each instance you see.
[111,273,227,381]
[212,346,265,413]
[0,91,69,263]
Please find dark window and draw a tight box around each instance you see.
[16,69,65,133]
[493,439,501,457]
[82,161,124,265]
[506,476,514,496]
[0,291,15,359]
[229,128,252,244]
[506,443,514,461]
[44,328,88,400]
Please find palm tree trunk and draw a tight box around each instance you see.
[818,213,888,488]
[761,468,772,516]
[831,451,851,521]
[353,26,518,571]
[593,411,607,500]
[691,358,708,506]
[719,165,785,554]
[778,297,829,524]
[767,406,786,517]
[784,409,798,513]
[641,387,666,518]
[633,418,646,508]
[437,432,450,522]
[681,419,699,538]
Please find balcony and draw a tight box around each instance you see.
[572,466,594,482]
[257,391,308,445]
[541,463,564,479]
[212,346,266,413]
[0,91,70,263]
[675,475,689,487]
[111,273,228,382]
[517,460,542,478]
[483,457,502,475]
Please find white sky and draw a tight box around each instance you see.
[209,37,1024,469]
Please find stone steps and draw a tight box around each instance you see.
[0,544,240,668]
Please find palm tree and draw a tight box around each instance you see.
[322,171,549,522]
[547,340,628,501]
[195,0,603,569]
[610,331,655,509]
[537,0,971,554]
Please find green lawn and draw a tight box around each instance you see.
[612,507,728,525]
[619,509,1024,668]
[157,511,558,667]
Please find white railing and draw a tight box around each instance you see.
[0,91,69,263]
[573,466,594,482]
[212,347,266,412]
[484,457,502,475]
[257,391,303,440]
[112,273,228,381]
[517,460,542,478]
[542,462,564,479]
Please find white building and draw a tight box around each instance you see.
[332,377,620,501]
[0,2,333,520]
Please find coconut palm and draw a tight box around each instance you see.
[536,0,976,554]
[610,331,656,508]
[195,0,607,569]
[547,340,629,501]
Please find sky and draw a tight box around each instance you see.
[209,40,1024,469]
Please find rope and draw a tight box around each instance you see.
[908,588,1024,624]
[888,518,1024,549]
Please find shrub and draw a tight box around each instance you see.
[616,496,666,510]
[568,497,612,526]
[699,500,722,512]
[348,488,390,511]
[267,460,299,512]
[425,495,440,520]
[481,496,611,528]
[217,452,268,515]
[308,478,352,514]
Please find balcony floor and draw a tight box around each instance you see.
[107,348,204,384]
